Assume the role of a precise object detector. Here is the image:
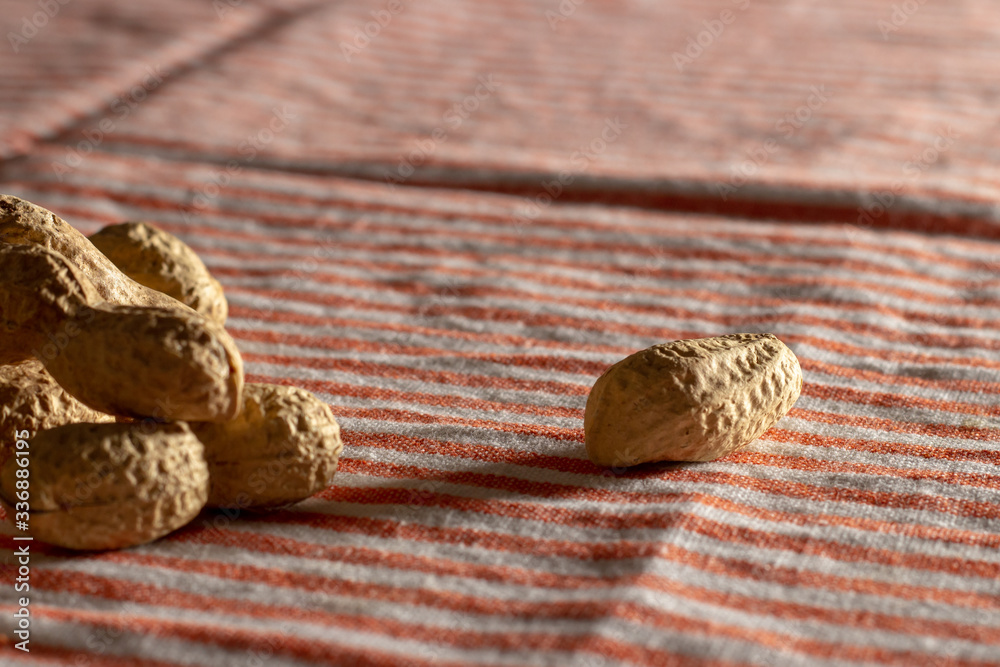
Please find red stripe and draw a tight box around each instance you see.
[803,382,1000,418]
[192,235,994,311]
[790,407,997,441]
[212,260,1000,329]
[25,146,1000,268]
[231,324,1000,397]
[21,181,1000,302]
[98,543,1000,649]
[227,301,1000,373]
[243,351,590,396]
[0,644,185,667]
[1,604,482,667]
[229,284,1000,355]
[248,345,1000,423]
[167,524,1000,613]
[28,145,1000,245]
[767,427,1000,466]
[244,373,582,420]
[8,567,981,666]
[334,401,1000,482]
[124,536,1000,646]
[7,584,742,667]
[246,369,1000,449]
[337,441,1000,541]
[229,324,607,376]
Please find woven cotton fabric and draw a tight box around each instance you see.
[2,1,1000,666]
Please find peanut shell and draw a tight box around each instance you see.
[90,222,228,325]
[584,333,802,466]
[190,383,343,509]
[0,422,209,550]
[44,304,244,422]
[0,195,189,312]
[0,360,115,465]
[0,243,244,422]
[0,243,101,364]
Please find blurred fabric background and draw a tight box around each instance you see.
[2,1,1000,665]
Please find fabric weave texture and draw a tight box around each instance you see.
[1,1,999,665]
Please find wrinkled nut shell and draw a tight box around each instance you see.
[0,422,209,550]
[90,222,228,325]
[0,360,114,465]
[0,243,102,365]
[44,305,244,422]
[190,383,343,509]
[0,195,189,313]
[584,333,802,467]
[0,243,244,422]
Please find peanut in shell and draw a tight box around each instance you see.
[0,360,114,465]
[584,333,802,467]
[0,243,243,422]
[0,194,189,313]
[0,422,209,550]
[44,304,244,422]
[190,383,343,509]
[90,222,228,325]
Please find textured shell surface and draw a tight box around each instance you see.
[43,304,244,421]
[90,222,228,325]
[0,422,209,550]
[0,241,243,422]
[191,383,344,509]
[0,360,114,463]
[584,333,802,467]
[0,244,102,363]
[0,194,188,313]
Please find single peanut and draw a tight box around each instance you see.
[190,383,343,509]
[0,422,209,550]
[90,222,228,325]
[0,244,243,421]
[584,333,802,466]
[0,360,115,465]
[0,195,192,313]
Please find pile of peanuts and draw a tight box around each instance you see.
[0,195,343,551]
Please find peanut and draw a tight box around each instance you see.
[0,195,189,313]
[0,422,209,550]
[190,383,343,509]
[0,244,243,421]
[90,222,228,325]
[584,334,802,466]
[0,360,115,464]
